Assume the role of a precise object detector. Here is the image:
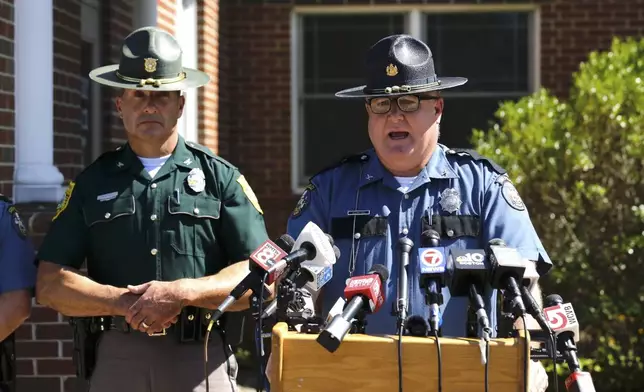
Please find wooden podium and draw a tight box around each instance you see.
[269,322,530,392]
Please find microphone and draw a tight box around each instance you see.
[316,264,389,353]
[544,294,581,370]
[404,314,430,337]
[446,248,492,340]
[260,247,338,320]
[487,239,527,318]
[417,229,447,334]
[544,295,596,392]
[210,235,294,322]
[396,237,413,332]
[519,260,552,334]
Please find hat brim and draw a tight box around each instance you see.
[88,64,210,91]
[334,76,468,98]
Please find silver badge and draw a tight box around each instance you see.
[502,181,526,211]
[439,188,462,213]
[186,168,206,193]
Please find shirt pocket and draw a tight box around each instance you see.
[330,215,388,276]
[165,193,221,258]
[425,214,481,249]
[83,195,136,262]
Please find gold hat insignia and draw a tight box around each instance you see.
[385,63,398,77]
[144,58,158,73]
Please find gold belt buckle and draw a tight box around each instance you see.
[147,328,166,337]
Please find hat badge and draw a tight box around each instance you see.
[144,58,158,73]
[385,63,398,77]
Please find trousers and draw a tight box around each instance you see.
[85,330,238,392]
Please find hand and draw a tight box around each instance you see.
[529,360,549,392]
[125,281,185,333]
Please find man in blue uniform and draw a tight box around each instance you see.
[287,35,551,388]
[0,195,36,392]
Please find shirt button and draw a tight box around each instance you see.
[104,213,111,219]
[447,229,455,237]
[151,183,157,189]
[193,208,200,214]
[150,248,158,256]
[402,228,409,236]
[353,233,361,240]
[150,214,157,221]
[404,194,409,199]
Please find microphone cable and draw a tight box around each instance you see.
[551,331,559,392]
[521,315,528,392]
[433,329,443,392]
[256,271,270,392]
[483,326,491,392]
[397,321,404,392]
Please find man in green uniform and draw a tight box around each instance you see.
[35,26,268,392]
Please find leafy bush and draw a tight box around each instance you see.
[472,36,644,391]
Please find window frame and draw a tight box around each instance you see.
[290,4,541,194]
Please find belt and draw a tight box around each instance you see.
[89,307,219,341]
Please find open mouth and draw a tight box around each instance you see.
[388,131,410,140]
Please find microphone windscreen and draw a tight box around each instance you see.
[368,264,389,282]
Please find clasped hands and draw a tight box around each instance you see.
[123,280,186,334]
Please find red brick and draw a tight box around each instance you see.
[35,324,73,340]
[28,306,61,323]
[17,359,34,375]
[37,359,76,376]
[16,377,62,392]
[17,341,59,358]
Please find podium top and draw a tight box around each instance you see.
[269,323,530,392]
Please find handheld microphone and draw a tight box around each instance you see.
[446,248,492,340]
[487,239,527,318]
[396,237,413,331]
[564,370,596,392]
[316,264,389,353]
[211,235,294,322]
[417,229,447,335]
[544,294,581,371]
[519,260,551,334]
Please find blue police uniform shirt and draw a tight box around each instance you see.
[286,145,552,337]
[0,199,36,294]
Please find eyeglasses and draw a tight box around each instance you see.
[367,95,439,114]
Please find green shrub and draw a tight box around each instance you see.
[472,36,644,391]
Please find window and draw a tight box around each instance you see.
[292,6,538,192]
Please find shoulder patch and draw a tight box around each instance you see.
[501,180,526,211]
[53,181,75,221]
[445,148,507,175]
[236,175,263,214]
[7,205,27,239]
[311,152,370,180]
[291,183,315,218]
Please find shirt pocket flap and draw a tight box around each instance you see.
[83,195,136,227]
[167,194,221,219]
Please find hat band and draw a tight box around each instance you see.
[116,71,187,88]
[364,80,442,95]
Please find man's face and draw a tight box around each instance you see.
[366,94,444,176]
[115,89,185,140]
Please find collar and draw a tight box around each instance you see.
[109,134,196,174]
[359,145,459,190]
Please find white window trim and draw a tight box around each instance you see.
[290,4,541,195]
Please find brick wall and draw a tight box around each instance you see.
[157,0,176,37]
[540,0,644,97]
[198,0,220,153]
[0,0,13,197]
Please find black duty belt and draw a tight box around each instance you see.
[88,306,220,342]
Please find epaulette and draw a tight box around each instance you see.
[445,148,507,175]
[185,140,238,170]
[311,151,370,180]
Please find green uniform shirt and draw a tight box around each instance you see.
[37,135,269,288]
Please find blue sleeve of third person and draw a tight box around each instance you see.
[0,202,36,294]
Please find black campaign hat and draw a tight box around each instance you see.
[89,26,209,91]
[335,34,467,98]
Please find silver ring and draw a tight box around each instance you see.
[141,321,150,329]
